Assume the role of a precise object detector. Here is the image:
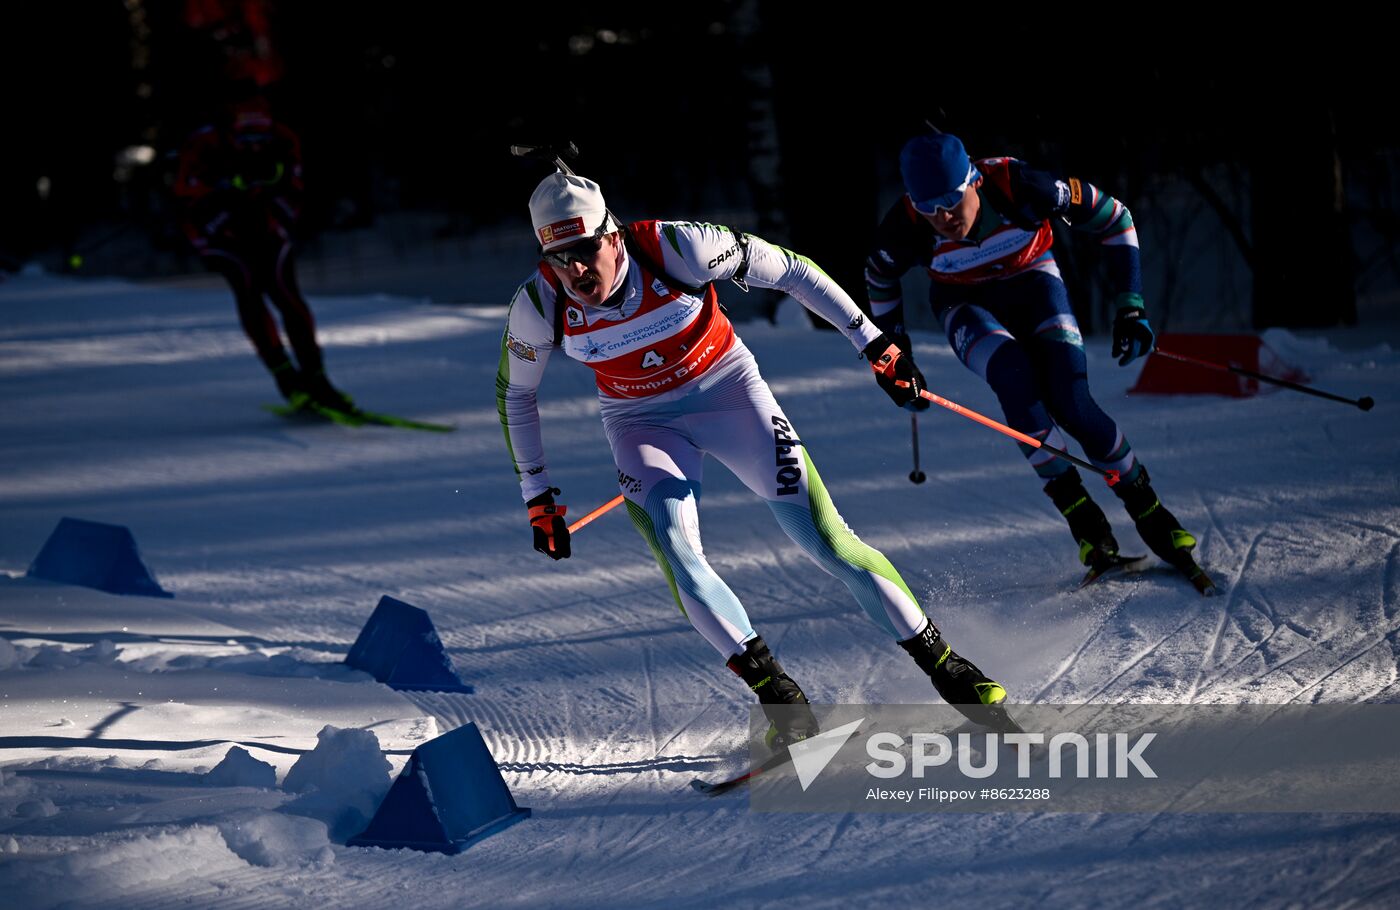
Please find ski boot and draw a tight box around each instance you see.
[727,636,820,751]
[302,369,357,414]
[1112,466,1215,595]
[899,621,1021,733]
[1045,468,1144,585]
[270,357,307,404]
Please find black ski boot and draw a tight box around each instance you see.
[727,636,820,751]
[1044,468,1121,569]
[269,357,307,404]
[899,621,1020,733]
[1112,466,1214,594]
[303,370,356,413]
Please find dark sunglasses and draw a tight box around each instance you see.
[540,215,615,268]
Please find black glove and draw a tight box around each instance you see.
[527,487,571,560]
[1111,294,1155,367]
[863,334,929,411]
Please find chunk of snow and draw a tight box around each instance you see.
[214,810,334,868]
[281,725,391,841]
[205,746,277,789]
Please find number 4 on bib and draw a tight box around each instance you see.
[641,350,666,369]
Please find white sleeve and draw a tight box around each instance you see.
[654,221,883,351]
[496,273,561,502]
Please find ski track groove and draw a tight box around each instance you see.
[138,865,293,910]
[1309,832,1394,907]
[1079,610,1200,703]
[1384,541,1400,623]
[1291,626,1400,705]
[641,639,660,782]
[1031,589,1141,702]
[1187,529,1266,701]
[1292,509,1400,543]
[1248,636,1324,693]
[1198,491,1239,573]
[1212,605,1300,685]
[453,694,558,767]
[402,691,479,736]
[810,811,855,867]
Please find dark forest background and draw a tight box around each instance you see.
[5,3,1398,332]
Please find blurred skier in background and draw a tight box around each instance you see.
[174,93,353,411]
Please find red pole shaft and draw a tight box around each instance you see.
[567,494,625,534]
[915,388,1120,485]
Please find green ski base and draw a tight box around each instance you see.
[264,401,455,433]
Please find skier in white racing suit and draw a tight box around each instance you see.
[497,172,1017,743]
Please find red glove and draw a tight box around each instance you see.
[527,488,571,560]
[863,334,929,411]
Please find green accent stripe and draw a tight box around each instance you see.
[524,281,546,322]
[625,499,685,616]
[976,683,1007,705]
[495,332,521,477]
[1080,191,1132,233]
[662,223,685,257]
[1113,292,1145,311]
[779,246,835,284]
[1134,500,1161,522]
[802,449,918,604]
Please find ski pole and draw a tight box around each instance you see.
[909,414,927,484]
[567,494,625,534]
[1152,347,1374,411]
[901,383,1120,485]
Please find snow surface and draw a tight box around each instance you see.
[1,267,1398,908]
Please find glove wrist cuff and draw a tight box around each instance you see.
[525,486,561,509]
[1113,292,1145,312]
[528,502,567,522]
[864,341,902,379]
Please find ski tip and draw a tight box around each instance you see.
[690,777,740,796]
[981,705,1025,736]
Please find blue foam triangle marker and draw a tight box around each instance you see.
[347,722,529,854]
[26,517,173,598]
[345,596,472,693]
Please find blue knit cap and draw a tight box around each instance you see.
[900,134,979,213]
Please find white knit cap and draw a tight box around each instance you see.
[529,172,614,251]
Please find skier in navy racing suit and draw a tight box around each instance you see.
[864,132,1207,588]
